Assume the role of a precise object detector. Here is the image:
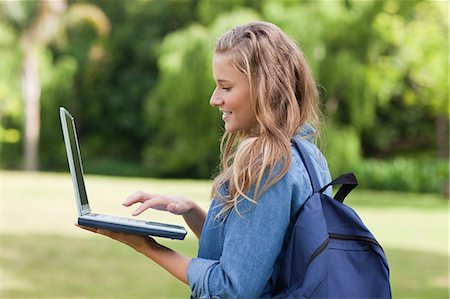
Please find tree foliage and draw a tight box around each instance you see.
[264,0,448,172]
[145,9,261,178]
[0,0,448,188]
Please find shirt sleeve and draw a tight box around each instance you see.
[187,170,298,299]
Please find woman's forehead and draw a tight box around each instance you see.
[212,53,245,80]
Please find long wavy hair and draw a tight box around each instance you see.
[211,21,321,218]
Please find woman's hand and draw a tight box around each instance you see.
[76,224,190,284]
[123,191,207,239]
[123,191,194,216]
[76,224,158,253]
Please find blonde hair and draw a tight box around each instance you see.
[211,21,321,218]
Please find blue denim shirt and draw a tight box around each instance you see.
[187,130,332,299]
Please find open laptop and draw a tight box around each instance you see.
[59,107,187,240]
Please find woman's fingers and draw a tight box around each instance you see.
[76,224,159,253]
[123,191,192,216]
[76,224,111,236]
[76,224,97,232]
[131,195,170,216]
[122,191,157,206]
[77,224,123,239]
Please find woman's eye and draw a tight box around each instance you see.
[222,87,231,91]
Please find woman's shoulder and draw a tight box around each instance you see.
[289,128,332,192]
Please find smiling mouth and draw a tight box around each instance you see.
[222,112,232,120]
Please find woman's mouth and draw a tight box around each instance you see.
[222,111,232,120]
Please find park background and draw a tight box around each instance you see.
[0,0,449,298]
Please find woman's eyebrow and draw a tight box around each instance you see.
[217,79,232,84]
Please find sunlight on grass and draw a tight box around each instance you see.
[1,234,447,299]
[0,234,195,298]
[388,247,449,298]
[1,170,449,298]
[354,208,448,255]
[1,171,211,237]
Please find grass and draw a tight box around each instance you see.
[1,170,449,298]
[1,234,195,299]
[388,248,448,299]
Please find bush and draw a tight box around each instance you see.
[350,158,449,195]
[323,125,362,176]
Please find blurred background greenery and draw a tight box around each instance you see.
[1,0,448,193]
[0,0,449,298]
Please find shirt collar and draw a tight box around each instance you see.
[297,124,316,141]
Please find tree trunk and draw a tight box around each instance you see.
[20,0,67,171]
[436,115,449,159]
[21,36,41,171]
[436,115,449,199]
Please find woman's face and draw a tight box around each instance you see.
[210,53,257,133]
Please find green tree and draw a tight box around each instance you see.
[2,0,446,187]
[53,0,200,176]
[0,12,23,168]
[145,9,261,178]
[366,1,448,158]
[1,0,109,170]
[264,0,448,173]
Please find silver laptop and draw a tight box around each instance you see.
[60,107,187,240]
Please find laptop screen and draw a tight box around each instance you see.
[62,109,89,207]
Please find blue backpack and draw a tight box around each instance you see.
[273,139,391,298]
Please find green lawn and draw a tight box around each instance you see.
[1,171,449,298]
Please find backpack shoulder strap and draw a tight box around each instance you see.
[291,137,321,193]
[319,173,358,202]
[292,137,359,202]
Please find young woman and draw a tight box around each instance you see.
[79,21,332,298]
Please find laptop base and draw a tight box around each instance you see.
[78,218,187,240]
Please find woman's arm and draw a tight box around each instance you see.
[77,192,206,284]
[181,201,206,239]
[139,238,191,284]
[77,225,191,284]
[123,192,206,238]
[188,170,300,298]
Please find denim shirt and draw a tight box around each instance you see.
[187,129,332,299]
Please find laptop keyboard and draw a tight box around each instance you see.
[88,213,143,224]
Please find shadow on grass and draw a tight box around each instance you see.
[1,234,448,298]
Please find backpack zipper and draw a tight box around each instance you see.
[306,239,329,268]
[329,233,382,249]
[306,233,383,268]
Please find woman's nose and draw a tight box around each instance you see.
[210,90,224,107]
